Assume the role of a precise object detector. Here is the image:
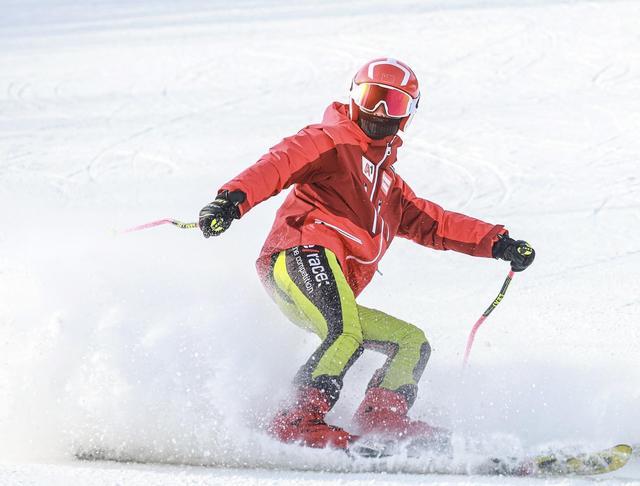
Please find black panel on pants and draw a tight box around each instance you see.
[283,245,362,406]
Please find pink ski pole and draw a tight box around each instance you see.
[462,269,515,368]
[122,218,198,233]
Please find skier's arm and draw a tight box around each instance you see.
[218,127,336,217]
[397,179,506,258]
[198,127,335,237]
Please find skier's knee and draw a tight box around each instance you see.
[332,319,363,348]
[343,328,364,347]
[402,327,429,352]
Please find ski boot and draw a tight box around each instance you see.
[268,387,356,450]
[353,387,450,453]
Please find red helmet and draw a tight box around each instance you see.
[349,58,420,131]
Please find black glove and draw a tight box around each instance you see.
[198,190,246,238]
[492,234,535,272]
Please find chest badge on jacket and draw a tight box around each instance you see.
[381,172,392,195]
[362,157,375,183]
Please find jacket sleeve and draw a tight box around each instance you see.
[219,127,336,217]
[397,178,506,257]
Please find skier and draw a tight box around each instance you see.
[198,58,535,450]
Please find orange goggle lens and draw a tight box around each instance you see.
[351,83,417,117]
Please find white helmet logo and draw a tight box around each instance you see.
[367,58,411,86]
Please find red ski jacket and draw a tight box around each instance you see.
[220,102,506,297]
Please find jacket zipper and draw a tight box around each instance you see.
[315,218,389,267]
[371,199,382,234]
[314,219,363,244]
[369,141,393,233]
[369,142,392,203]
[346,219,386,265]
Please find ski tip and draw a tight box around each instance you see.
[589,444,633,475]
[612,444,632,458]
[607,444,633,472]
[530,443,633,476]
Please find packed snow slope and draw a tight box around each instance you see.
[1,0,639,484]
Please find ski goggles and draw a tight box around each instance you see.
[351,82,419,118]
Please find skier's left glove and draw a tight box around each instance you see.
[492,234,535,272]
[198,190,246,238]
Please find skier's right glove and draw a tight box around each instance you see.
[198,190,246,238]
[492,234,535,272]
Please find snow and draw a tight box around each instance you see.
[0,462,614,486]
[1,0,639,484]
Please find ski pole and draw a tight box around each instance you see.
[122,218,198,234]
[462,269,515,368]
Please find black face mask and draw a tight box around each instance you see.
[357,112,401,139]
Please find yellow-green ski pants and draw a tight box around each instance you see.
[265,245,431,408]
